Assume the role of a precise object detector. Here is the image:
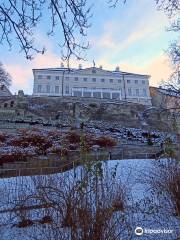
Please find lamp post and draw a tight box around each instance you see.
[61,70,65,97]
[122,72,136,101]
[122,73,127,100]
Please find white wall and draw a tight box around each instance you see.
[33,67,151,105]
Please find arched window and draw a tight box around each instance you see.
[4,103,8,108]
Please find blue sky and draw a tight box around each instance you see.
[0,0,177,94]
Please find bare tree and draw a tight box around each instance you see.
[109,0,180,87]
[153,1,180,87]
[0,61,11,87]
[155,0,180,16]
[0,0,91,60]
[160,75,180,92]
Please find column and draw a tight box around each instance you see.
[91,89,93,98]
[119,91,122,100]
[110,91,112,99]
[101,89,103,99]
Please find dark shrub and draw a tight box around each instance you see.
[66,131,81,144]
[40,215,53,224]
[96,136,117,148]
[147,137,153,146]
[89,103,98,108]
[17,219,33,228]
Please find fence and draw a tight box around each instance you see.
[0,149,160,178]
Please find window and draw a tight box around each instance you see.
[102,92,111,99]
[135,80,138,84]
[143,89,147,96]
[37,75,42,79]
[92,78,96,82]
[37,85,42,93]
[128,88,132,96]
[47,75,51,80]
[136,89,139,96]
[109,79,113,83]
[101,78,105,82]
[127,80,131,84]
[112,93,120,99]
[118,79,121,83]
[93,92,101,98]
[65,77,69,80]
[46,85,50,93]
[73,91,82,97]
[10,101,14,107]
[142,80,145,84]
[4,103,8,108]
[55,86,59,93]
[65,85,69,94]
[83,77,87,81]
[84,92,91,97]
[75,77,78,81]
[55,76,59,80]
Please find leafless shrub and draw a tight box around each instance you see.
[2,162,134,240]
[146,158,180,218]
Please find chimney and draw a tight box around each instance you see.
[79,64,82,69]
[99,65,102,69]
[115,66,120,71]
[61,62,64,68]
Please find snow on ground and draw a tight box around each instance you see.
[0,158,179,240]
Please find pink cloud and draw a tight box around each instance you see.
[120,55,173,86]
[5,64,32,94]
[143,55,172,86]
[5,49,173,95]
[5,51,91,94]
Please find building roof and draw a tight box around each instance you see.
[159,88,180,98]
[150,86,180,98]
[32,66,150,77]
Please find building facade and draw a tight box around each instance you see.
[33,66,151,105]
[150,86,180,110]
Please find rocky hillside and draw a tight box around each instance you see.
[0,96,179,133]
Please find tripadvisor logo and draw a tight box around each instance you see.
[135,227,144,236]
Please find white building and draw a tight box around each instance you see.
[33,65,151,105]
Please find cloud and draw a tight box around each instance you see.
[91,5,169,58]
[95,54,173,87]
[5,51,61,94]
[5,64,32,94]
[143,55,172,86]
[6,52,172,95]
[5,50,92,94]
[120,54,173,86]
[3,0,172,94]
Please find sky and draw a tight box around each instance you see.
[0,0,177,94]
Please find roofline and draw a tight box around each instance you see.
[151,86,180,98]
[32,67,150,77]
[121,71,150,77]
